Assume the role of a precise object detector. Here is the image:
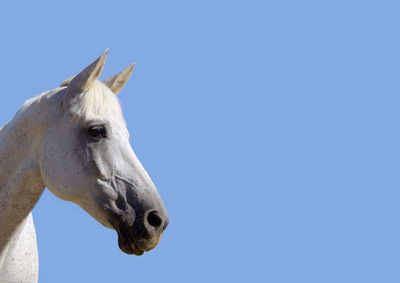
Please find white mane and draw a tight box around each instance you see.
[6,80,126,138]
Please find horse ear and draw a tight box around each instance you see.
[68,49,109,93]
[59,75,75,87]
[103,63,134,95]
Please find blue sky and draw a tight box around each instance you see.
[0,1,399,282]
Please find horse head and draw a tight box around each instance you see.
[39,50,168,255]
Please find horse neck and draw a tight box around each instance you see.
[0,90,55,255]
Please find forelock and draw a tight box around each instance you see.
[72,80,125,124]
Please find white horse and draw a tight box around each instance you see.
[0,50,169,282]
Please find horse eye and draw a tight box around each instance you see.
[88,125,106,138]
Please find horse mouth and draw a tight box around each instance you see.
[116,222,144,256]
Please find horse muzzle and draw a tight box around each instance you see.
[91,176,169,255]
[115,210,169,255]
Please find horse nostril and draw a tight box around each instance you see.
[146,211,163,228]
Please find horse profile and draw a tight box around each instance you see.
[0,50,169,282]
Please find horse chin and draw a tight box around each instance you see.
[118,235,144,256]
[116,222,144,256]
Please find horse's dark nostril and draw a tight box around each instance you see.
[147,211,163,228]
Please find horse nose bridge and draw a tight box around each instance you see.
[131,149,157,183]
